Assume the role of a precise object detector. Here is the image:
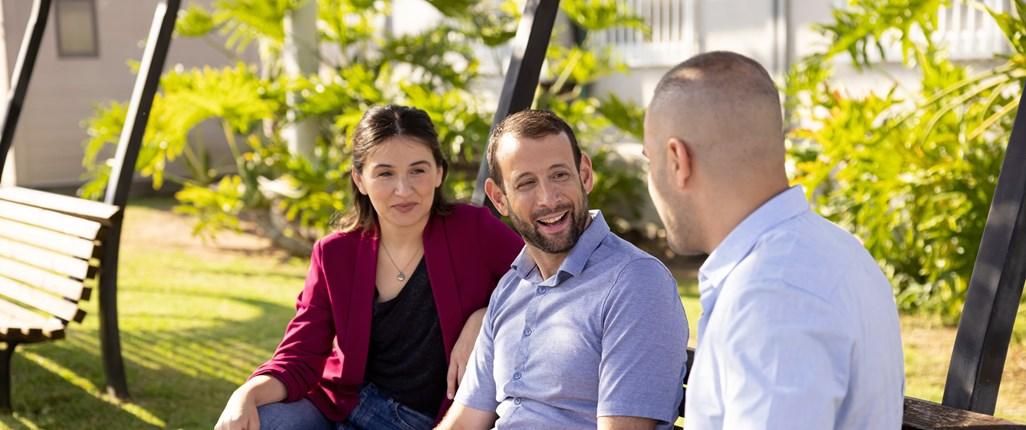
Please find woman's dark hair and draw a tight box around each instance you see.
[338,105,452,232]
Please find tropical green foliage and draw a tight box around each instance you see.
[81,0,648,249]
[787,0,1025,321]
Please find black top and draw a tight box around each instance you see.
[365,259,447,417]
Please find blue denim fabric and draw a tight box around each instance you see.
[342,383,436,430]
[257,384,435,430]
[258,397,333,430]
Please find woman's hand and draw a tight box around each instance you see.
[214,375,286,430]
[447,307,487,399]
[215,388,260,430]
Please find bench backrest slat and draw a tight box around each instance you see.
[0,218,96,259]
[0,259,87,302]
[0,325,63,339]
[0,200,103,239]
[0,276,84,322]
[0,188,102,338]
[0,187,119,223]
[0,297,63,336]
[0,237,92,280]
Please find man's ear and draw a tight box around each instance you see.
[352,169,368,195]
[667,137,692,189]
[579,153,595,194]
[484,178,509,216]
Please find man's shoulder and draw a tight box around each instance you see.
[738,213,882,290]
[590,231,668,273]
[589,234,677,303]
[719,214,889,329]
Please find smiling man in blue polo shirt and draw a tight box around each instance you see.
[437,110,689,430]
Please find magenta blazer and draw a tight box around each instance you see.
[252,203,523,422]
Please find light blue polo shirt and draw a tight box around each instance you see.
[455,210,689,429]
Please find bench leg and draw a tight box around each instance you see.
[0,342,18,413]
[99,225,130,400]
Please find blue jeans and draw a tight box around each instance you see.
[257,383,436,430]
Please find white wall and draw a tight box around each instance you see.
[2,0,254,190]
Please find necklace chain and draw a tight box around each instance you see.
[380,242,420,282]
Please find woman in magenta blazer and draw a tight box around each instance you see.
[215,105,523,430]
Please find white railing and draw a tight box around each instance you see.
[936,0,1012,60]
[843,0,1013,62]
[593,0,699,68]
[597,0,1013,69]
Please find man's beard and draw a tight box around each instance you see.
[509,198,590,254]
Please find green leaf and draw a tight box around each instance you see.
[596,94,644,140]
[561,0,648,33]
[176,5,217,37]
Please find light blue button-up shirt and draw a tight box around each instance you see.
[456,211,689,429]
[684,186,905,429]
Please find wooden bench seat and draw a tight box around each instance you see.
[902,397,1022,429]
[0,186,119,411]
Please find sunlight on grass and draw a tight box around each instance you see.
[0,202,309,429]
[9,416,40,430]
[20,352,166,428]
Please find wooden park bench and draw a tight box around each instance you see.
[0,0,180,411]
[0,188,119,411]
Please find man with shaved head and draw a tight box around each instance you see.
[644,51,904,428]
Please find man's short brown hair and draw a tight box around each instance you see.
[487,109,582,188]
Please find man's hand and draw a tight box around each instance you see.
[448,307,486,399]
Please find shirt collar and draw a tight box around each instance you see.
[510,210,609,285]
[698,186,810,293]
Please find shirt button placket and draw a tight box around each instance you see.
[513,282,542,399]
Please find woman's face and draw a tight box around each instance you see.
[353,136,444,231]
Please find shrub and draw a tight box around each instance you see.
[786,0,1025,321]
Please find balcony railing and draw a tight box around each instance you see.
[595,0,1012,69]
[833,0,1012,62]
[593,0,699,68]
[936,0,1011,60]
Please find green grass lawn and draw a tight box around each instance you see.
[1,200,1023,428]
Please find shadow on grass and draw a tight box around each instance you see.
[2,295,296,429]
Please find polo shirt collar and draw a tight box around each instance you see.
[698,186,809,293]
[510,210,608,285]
